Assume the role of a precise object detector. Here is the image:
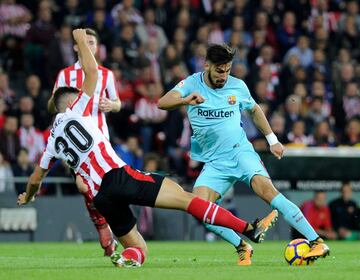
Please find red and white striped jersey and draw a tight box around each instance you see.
[53,61,117,140]
[40,92,125,197]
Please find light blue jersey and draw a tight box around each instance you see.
[172,71,269,196]
[172,72,256,162]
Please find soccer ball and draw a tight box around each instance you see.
[284,239,314,266]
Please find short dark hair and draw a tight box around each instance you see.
[206,44,236,65]
[53,86,80,111]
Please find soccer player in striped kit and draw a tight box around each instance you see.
[48,28,121,257]
[18,29,278,268]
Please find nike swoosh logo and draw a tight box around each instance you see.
[292,211,300,218]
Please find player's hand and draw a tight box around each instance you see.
[72,29,87,44]
[183,93,205,106]
[270,142,284,160]
[99,97,113,112]
[17,192,35,206]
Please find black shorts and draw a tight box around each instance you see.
[93,166,164,237]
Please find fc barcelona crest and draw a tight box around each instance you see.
[227,96,236,105]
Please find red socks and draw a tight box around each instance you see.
[187,197,247,233]
[83,192,107,228]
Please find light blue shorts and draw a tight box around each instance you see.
[194,151,269,201]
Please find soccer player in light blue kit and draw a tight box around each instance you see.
[158,44,330,265]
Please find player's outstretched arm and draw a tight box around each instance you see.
[72,29,98,97]
[248,104,284,159]
[158,91,205,110]
[17,165,48,205]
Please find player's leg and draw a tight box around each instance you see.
[192,165,244,254]
[112,225,147,268]
[242,149,330,260]
[191,162,277,265]
[251,175,330,259]
[155,177,251,235]
[93,186,146,267]
[75,175,117,256]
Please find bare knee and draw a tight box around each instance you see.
[251,175,279,203]
[192,186,219,202]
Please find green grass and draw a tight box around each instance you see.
[0,241,358,280]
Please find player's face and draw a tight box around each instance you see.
[207,62,232,88]
[74,34,98,55]
[86,35,98,55]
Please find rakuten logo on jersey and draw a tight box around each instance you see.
[197,108,235,119]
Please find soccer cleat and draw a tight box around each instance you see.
[110,252,141,268]
[97,224,118,256]
[103,239,119,257]
[303,238,330,260]
[244,210,278,243]
[236,243,253,266]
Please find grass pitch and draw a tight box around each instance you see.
[0,241,358,280]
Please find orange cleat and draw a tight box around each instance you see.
[304,238,330,260]
[237,243,253,266]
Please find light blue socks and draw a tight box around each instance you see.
[204,224,242,247]
[271,193,319,241]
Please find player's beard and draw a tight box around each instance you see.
[208,72,226,89]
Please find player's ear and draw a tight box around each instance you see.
[204,61,210,72]
[74,44,79,53]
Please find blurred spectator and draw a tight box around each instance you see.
[86,0,113,30]
[57,0,85,28]
[136,8,168,53]
[11,148,33,194]
[134,82,167,152]
[307,49,331,86]
[309,120,336,147]
[284,94,303,133]
[342,81,360,120]
[279,53,301,100]
[0,0,32,39]
[0,150,14,192]
[306,96,331,133]
[276,11,300,58]
[115,24,141,66]
[46,23,76,85]
[329,181,360,240]
[25,0,56,85]
[88,8,113,51]
[144,37,162,82]
[111,0,143,26]
[342,117,360,146]
[286,120,310,147]
[23,74,50,130]
[270,113,287,144]
[284,35,313,68]
[0,71,15,106]
[164,106,190,176]
[301,191,337,240]
[252,10,277,52]
[18,113,45,162]
[188,43,206,73]
[113,135,143,170]
[0,113,20,163]
[336,13,360,60]
[149,0,170,31]
[224,16,251,47]
[308,0,338,32]
[338,0,360,32]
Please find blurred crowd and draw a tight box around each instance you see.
[298,181,360,241]
[0,0,360,194]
